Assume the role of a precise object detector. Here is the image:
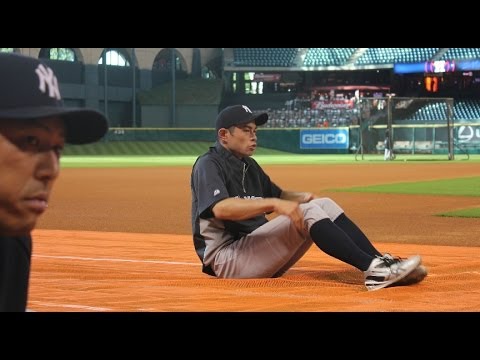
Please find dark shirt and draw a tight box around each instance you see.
[191,142,282,275]
[0,234,32,312]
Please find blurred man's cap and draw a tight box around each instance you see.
[0,52,108,144]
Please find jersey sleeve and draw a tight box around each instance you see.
[192,156,229,219]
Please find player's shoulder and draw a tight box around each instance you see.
[193,149,224,169]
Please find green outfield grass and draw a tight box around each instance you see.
[331,176,480,218]
[63,141,480,164]
[63,141,289,157]
[59,145,480,218]
[332,176,480,197]
[439,207,480,218]
[60,153,480,168]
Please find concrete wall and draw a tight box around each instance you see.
[141,105,218,128]
[13,48,223,128]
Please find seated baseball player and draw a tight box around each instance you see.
[190,105,427,291]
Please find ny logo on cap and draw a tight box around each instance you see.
[242,105,252,113]
[35,64,61,100]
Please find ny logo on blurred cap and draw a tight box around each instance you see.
[242,105,252,113]
[35,64,61,100]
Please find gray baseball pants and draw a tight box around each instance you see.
[212,198,344,278]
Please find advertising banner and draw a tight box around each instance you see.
[457,125,480,143]
[300,128,349,149]
[311,99,354,110]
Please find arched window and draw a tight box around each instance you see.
[153,48,185,72]
[39,48,76,61]
[202,55,222,80]
[98,49,130,66]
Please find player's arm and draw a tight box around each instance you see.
[212,197,279,220]
[280,190,315,204]
[213,197,305,232]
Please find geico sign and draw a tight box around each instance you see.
[458,126,480,142]
[302,133,347,144]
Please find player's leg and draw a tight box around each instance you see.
[310,198,382,257]
[213,199,375,278]
[212,198,421,290]
[306,198,422,290]
[212,214,314,279]
[218,199,375,278]
[310,198,426,287]
[308,217,421,290]
[334,214,382,256]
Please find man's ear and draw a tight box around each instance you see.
[218,128,229,143]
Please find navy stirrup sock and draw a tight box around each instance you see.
[309,219,373,271]
[334,213,382,257]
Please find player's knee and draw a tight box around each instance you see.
[312,197,336,207]
[311,197,343,217]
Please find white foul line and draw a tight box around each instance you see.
[29,301,112,311]
[33,254,199,266]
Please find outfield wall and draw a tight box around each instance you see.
[95,125,480,155]
[105,127,350,154]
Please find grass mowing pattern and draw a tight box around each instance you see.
[331,176,480,218]
[331,176,480,197]
[61,156,201,168]
[60,150,480,168]
[64,141,289,156]
[59,154,399,168]
[439,207,480,218]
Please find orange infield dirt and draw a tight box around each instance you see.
[30,162,480,312]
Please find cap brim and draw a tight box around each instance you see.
[252,112,268,127]
[0,106,108,145]
[234,112,268,129]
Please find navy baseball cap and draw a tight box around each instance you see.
[215,105,268,131]
[0,52,108,145]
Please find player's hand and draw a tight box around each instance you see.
[273,199,305,233]
[301,192,315,203]
[280,190,319,204]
